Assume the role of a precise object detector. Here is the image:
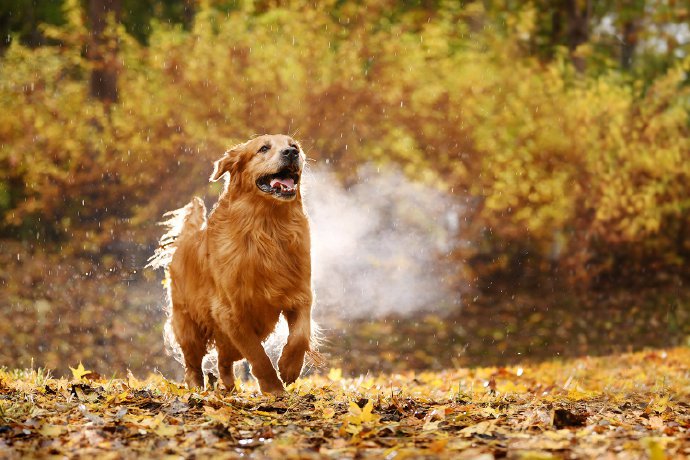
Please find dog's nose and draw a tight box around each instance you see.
[281,147,299,162]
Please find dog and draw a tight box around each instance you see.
[148,134,316,394]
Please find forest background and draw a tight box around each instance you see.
[1,0,689,379]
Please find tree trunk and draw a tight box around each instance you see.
[183,0,196,29]
[88,0,121,103]
[550,4,563,50]
[621,19,639,70]
[564,0,590,72]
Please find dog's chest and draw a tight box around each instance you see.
[210,216,310,307]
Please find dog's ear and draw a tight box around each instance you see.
[210,147,240,182]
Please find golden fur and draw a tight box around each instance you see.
[149,134,315,394]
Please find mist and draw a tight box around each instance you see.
[303,165,462,321]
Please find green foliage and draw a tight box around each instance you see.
[0,0,65,46]
[1,0,689,280]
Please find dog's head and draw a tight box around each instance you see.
[210,134,305,202]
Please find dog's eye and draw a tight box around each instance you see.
[258,145,271,153]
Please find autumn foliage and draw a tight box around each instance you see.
[1,348,688,458]
[1,1,689,284]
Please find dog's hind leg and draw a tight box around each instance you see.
[171,309,207,388]
[215,333,242,390]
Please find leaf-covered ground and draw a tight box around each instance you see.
[1,348,689,459]
[3,239,689,380]
[328,287,690,374]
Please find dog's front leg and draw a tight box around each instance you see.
[225,324,285,395]
[278,307,311,385]
[213,300,285,394]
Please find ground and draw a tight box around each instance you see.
[1,348,688,459]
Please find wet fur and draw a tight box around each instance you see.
[149,134,315,394]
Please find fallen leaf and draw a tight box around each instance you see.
[347,400,378,426]
[39,425,66,437]
[328,368,343,381]
[69,363,92,381]
[552,408,587,429]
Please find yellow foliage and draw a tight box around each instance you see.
[1,1,689,279]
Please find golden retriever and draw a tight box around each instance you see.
[148,134,315,394]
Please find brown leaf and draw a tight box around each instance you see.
[553,408,588,429]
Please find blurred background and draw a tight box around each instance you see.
[1,0,689,380]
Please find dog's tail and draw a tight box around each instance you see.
[146,197,207,270]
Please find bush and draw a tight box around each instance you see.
[1,0,688,283]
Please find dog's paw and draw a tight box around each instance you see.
[278,356,304,385]
[259,383,287,396]
[184,371,204,390]
[278,368,300,386]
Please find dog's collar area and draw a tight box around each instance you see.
[256,168,300,199]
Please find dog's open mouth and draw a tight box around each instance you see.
[256,168,300,198]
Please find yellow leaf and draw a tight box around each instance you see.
[69,362,91,381]
[346,400,378,425]
[165,380,186,396]
[345,424,363,435]
[140,412,166,428]
[204,406,233,423]
[641,437,667,460]
[106,390,128,404]
[39,425,66,437]
[651,395,669,414]
[460,420,496,435]
[322,407,335,419]
[327,368,342,381]
[360,378,375,390]
[423,420,440,431]
[73,386,99,403]
[154,424,179,437]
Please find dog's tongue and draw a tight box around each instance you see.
[270,177,295,189]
